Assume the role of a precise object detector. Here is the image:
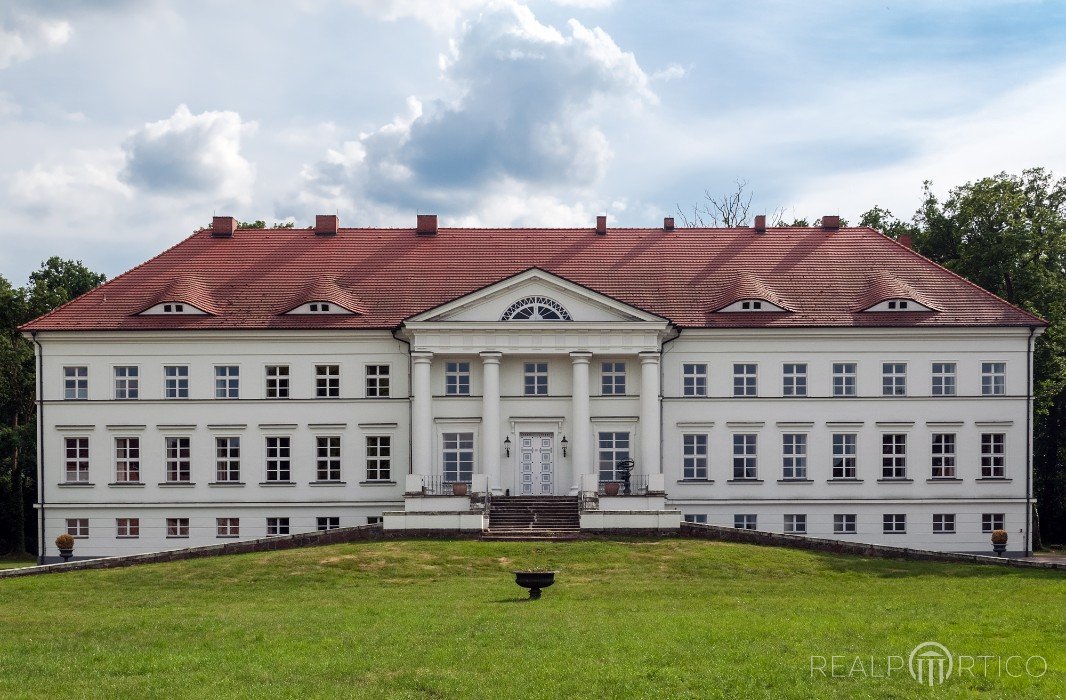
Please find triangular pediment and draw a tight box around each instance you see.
[405,268,667,323]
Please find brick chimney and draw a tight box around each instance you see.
[416,214,438,236]
[898,234,914,250]
[821,215,841,231]
[754,214,767,233]
[211,216,237,238]
[315,214,339,236]
[663,217,675,231]
[596,215,607,235]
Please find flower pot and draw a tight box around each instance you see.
[58,548,73,563]
[451,482,468,496]
[514,570,556,600]
[604,482,620,496]
[992,543,1007,556]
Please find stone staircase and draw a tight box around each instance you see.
[482,496,582,540]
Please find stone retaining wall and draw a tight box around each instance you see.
[0,525,386,579]
[680,522,1066,571]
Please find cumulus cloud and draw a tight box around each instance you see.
[8,148,132,220]
[293,0,652,222]
[120,104,257,202]
[0,11,72,69]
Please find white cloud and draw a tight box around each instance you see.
[549,0,615,8]
[345,0,493,32]
[292,1,652,223]
[8,148,131,218]
[651,63,686,82]
[120,104,257,203]
[0,12,72,69]
[0,92,21,117]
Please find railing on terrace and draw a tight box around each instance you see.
[423,475,472,496]
[598,474,649,496]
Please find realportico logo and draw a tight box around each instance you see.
[810,641,1048,686]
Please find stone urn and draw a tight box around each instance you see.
[55,533,75,563]
[514,570,556,600]
[991,529,1008,556]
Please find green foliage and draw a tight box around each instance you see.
[237,220,267,229]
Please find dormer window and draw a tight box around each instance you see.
[163,304,184,313]
[864,298,933,312]
[286,301,353,315]
[308,303,331,313]
[139,302,209,316]
[888,300,907,310]
[720,299,785,313]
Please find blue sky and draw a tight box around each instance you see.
[1,0,1064,281]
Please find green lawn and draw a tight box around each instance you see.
[0,539,1063,699]
[0,556,35,570]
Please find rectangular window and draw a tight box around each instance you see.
[366,365,390,397]
[982,362,1006,396]
[114,366,139,400]
[64,366,88,400]
[597,431,631,482]
[316,364,340,398]
[266,517,290,536]
[64,437,90,482]
[881,434,907,479]
[682,434,708,479]
[782,434,808,479]
[215,437,240,482]
[114,437,140,483]
[216,518,240,538]
[882,363,906,396]
[66,518,89,538]
[445,361,471,396]
[930,433,956,478]
[164,365,189,399]
[982,513,1005,532]
[265,365,289,399]
[442,432,474,483]
[601,362,626,395]
[980,433,1006,478]
[214,365,239,399]
[931,362,956,396]
[367,516,383,526]
[832,363,856,397]
[164,437,191,483]
[734,514,757,530]
[266,437,291,482]
[782,363,807,397]
[316,516,340,531]
[524,362,548,396]
[832,434,857,479]
[882,513,906,534]
[733,363,757,397]
[833,514,857,534]
[784,514,807,534]
[932,514,956,534]
[683,514,708,524]
[316,436,341,482]
[116,518,139,538]
[682,363,708,397]
[166,517,189,538]
[366,436,391,481]
[732,434,758,479]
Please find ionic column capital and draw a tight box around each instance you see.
[638,350,661,364]
[411,351,434,364]
[569,351,593,364]
[479,351,503,364]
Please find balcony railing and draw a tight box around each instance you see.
[598,474,649,496]
[423,475,472,496]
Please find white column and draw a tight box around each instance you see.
[570,351,593,493]
[639,351,661,476]
[411,352,433,479]
[480,351,502,494]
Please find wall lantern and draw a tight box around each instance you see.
[560,436,568,457]
[504,436,511,457]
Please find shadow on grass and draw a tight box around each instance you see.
[802,549,1064,580]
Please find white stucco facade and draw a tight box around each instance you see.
[31,270,1038,560]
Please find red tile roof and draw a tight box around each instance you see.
[21,226,1045,331]
[709,270,792,312]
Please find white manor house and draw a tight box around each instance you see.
[23,214,1044,561]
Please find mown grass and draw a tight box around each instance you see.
[0,555,34,570]
[0,539,1063,699]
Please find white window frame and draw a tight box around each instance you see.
[734,514,757,530]
[882,362,906,396]
[315,435,342,482]
[832,362,856,397]
[266,517,290,536]
[216,517,240,538]
[682,434,708,480]
[265,365,290,399]
[601,361,626,395]
[315,364,340,398]
[833,514,856,534]
[64,436,90,483]
[365,435,392,482]
[732,363,757,397]
[166,517,190,538]
[164,436,191,483]
[930,433,956,478]
[215,436,241,482]
[882,513,906,534]
[265,436,292,482]
[981,362,1006,396]
[164,365,189,399]
[445,361,471,396]
[732,433,758,480]
[66,518,89,538]
[932,513,956,534]
[683,514,708,524]
[981,513,1005,532]
[365,364,390,398]
[214,365,240,399]
[114,436,141,483]
[931,362,956,396]
[523,361,549,396]
[782,363,807,397]
[784,514,807,534]
[113,365,139,400]
[781,433,808,480]
[831,433,857,479]
[597,431,631,482]
[442,432,475,484]
[881,434,907,479]
[116,517,139,538]
[980,433,1006,478]
[682,363,708,397]
[316,516,340,531]
[64,366,88,400]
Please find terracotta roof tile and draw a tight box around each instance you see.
[21,226,1046,331]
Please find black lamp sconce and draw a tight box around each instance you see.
[560,435,568,457]
[504,436,511,458]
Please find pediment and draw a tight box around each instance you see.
[405,268,666,324]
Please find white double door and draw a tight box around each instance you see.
[518,433,555,495]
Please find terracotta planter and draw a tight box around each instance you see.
[451,482,468,496]
[603,482,621,496]
[514,570,556,600]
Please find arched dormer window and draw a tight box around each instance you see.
[501,296,572,321]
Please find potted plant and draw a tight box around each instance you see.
[452,482,468,496]
[991,529,1009,556]
[603,482,621,496]
[55,533,75,562]
[514,569,557,600]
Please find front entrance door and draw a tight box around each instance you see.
[519,433,554,495]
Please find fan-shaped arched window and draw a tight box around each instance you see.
[501,296,573,321]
